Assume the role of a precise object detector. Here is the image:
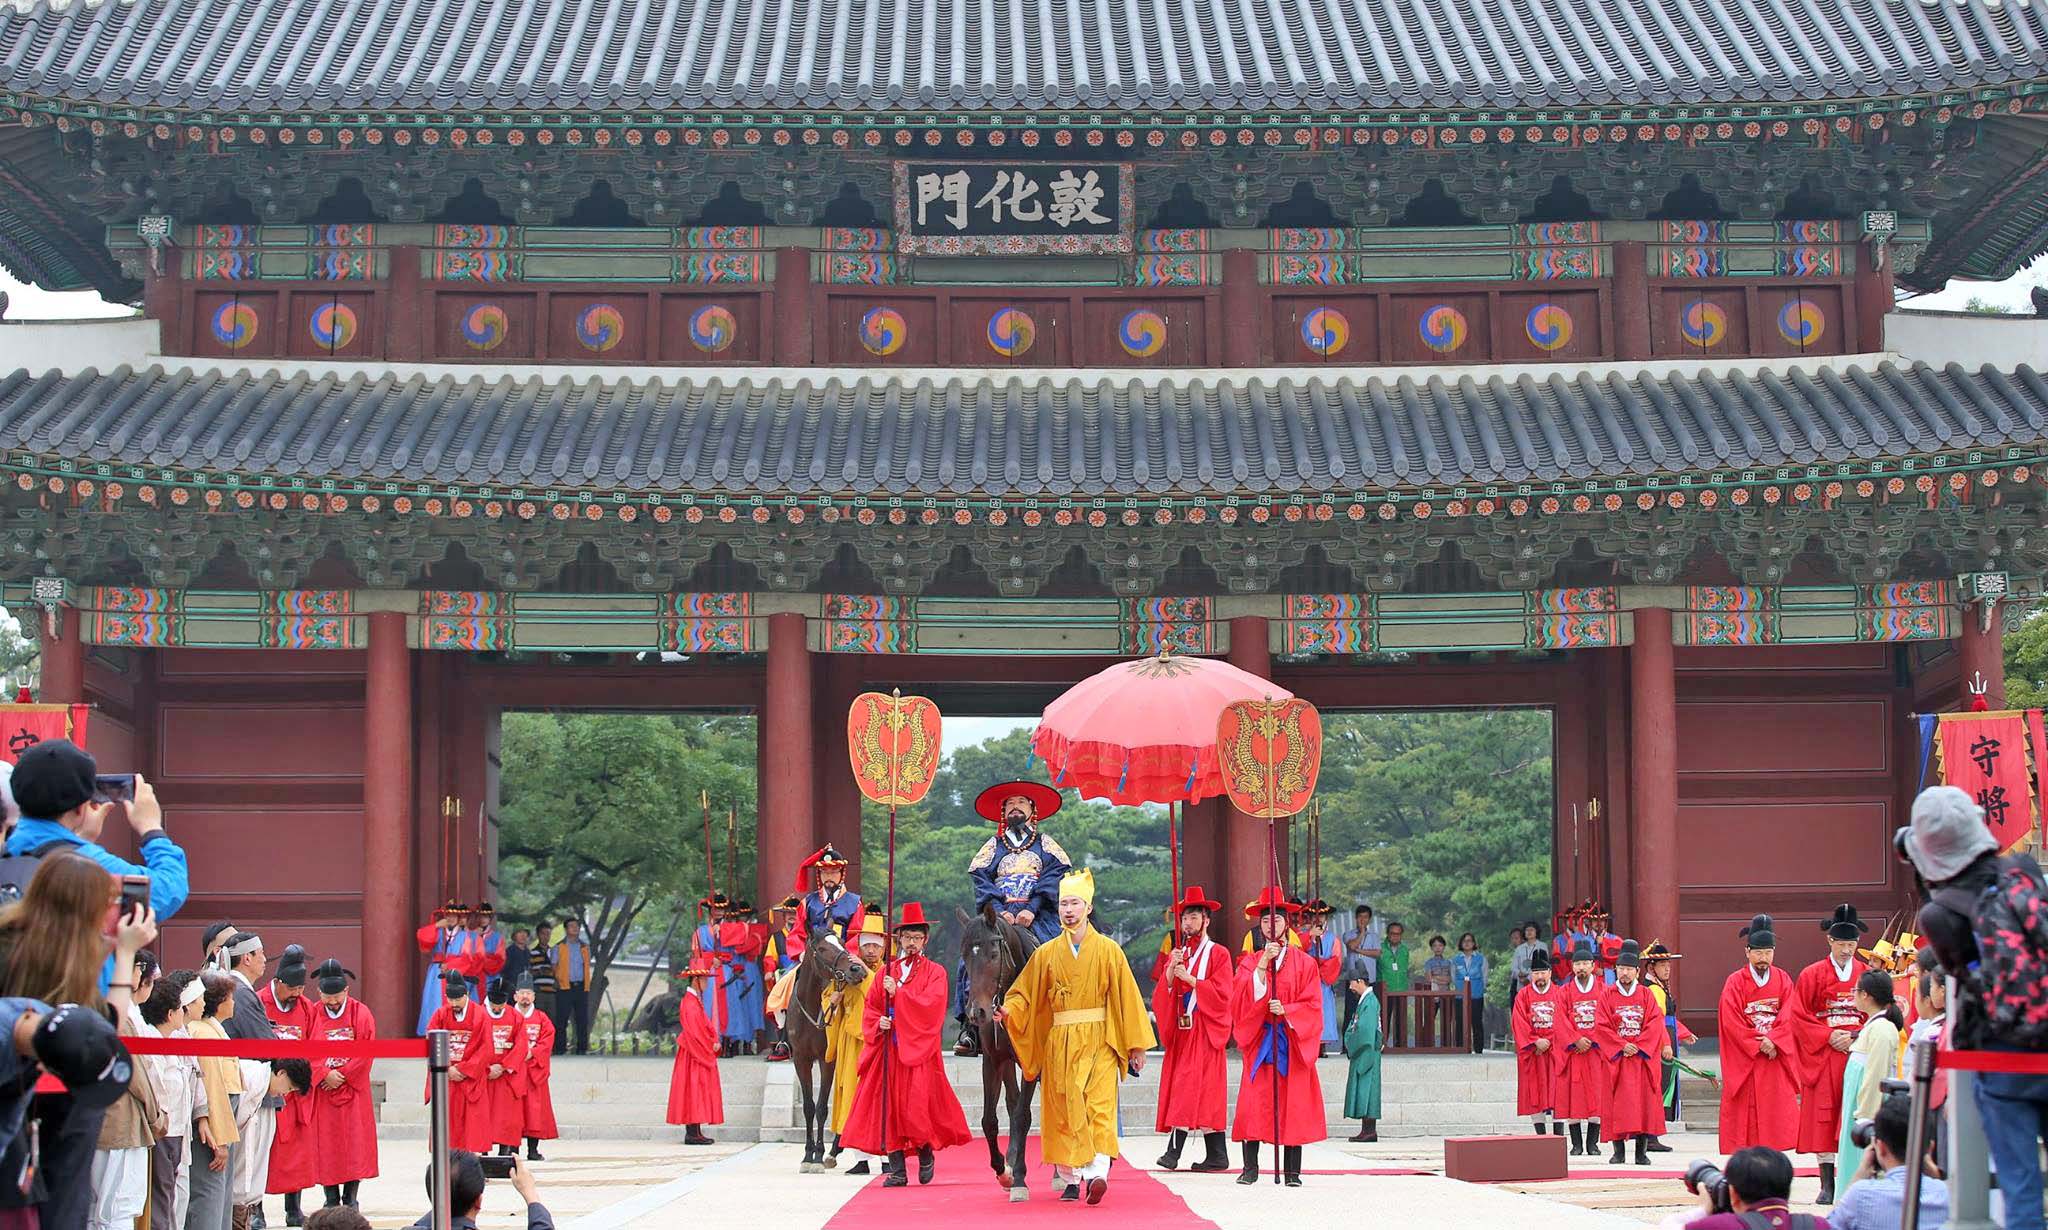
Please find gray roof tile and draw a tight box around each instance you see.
[2,0,2047,113]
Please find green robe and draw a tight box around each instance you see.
[1343,990,1383,1119]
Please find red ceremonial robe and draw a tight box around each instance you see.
[1594,981,1670,1138]
[841,955,971,1155]
[1791,956,1867,1154]
[261,984,317,1195]
[1717,965,1803,1153]
[1511,980,1569,1116]
[1152,936,1233,1132]
[427,1002,488,1152]
[1230,947,1326,1146]
[1556,975,1608,1121]
[469,1003,531,1148]
[666,990,725,1125]
[307,996,380,1185]
[518,1008,560,1139]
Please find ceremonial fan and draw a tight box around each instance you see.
[846,690,944,1155]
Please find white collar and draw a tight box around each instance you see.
[230,970,255,989]
[484,1003,508,1019]
[1832,956,1856,981]
[322,999,349,1019]
[1614,979,1641,997]
[1573,975,1596,993]
[448,1001,471,1021]
[1749,966,1774,988]
[515,1006,534,1018]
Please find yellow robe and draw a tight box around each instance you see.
[824,966,875,1135]
[1002,927,1157,1167]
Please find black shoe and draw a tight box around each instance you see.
[1086,1177,1107,1204]
[1552,1121,1567,1137]
[1350,1118,1377,1143]
[1158,1129,1186,1170]
[1283,1145,1303,1186]
[1532,1122,1548,1136]
[918,1146,935,1185]
[526,1138,545,1162]
[342,1182,359,1209]
[1818,1161,1836,1206]
[1190,1133,1231,1172]
[685,1127,715,1146]
[1237,1143,1261,1185]
[884,1152,909,1187]
[1609,1141,1626,1165]
[1645,1138,1672,1154]
[1060,1183,1081,1201]
[283,1192,303,1229]
[1568,1124,1584,1156]
[847,1160,871,1176]
[1586,1122,1602,1151]
[1634,1138,1650,1166]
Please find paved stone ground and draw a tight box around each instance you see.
[271,1127,1837,1229]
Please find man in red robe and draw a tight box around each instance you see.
[471,979,532,1155]
[425,969,489,1152]
[842,903,971,1188]
[1152,885,1233,1173]
[1791,903,1868,1205]
[666,965,724,1144]
[1512,946,1568,1137]
[1717,914,1803,1155]
[261,951,316,1226]
[1231,887,1324,1187]
[1595,941,1669,1166]
[1557,939,1607,1156]
[514,979,559,1161]
[306,959,378,1209]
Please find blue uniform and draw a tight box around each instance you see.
[802,887,864,940]
[1309,929,1342,1046]
[417,927,461,1035]
[957,825,1071,1020]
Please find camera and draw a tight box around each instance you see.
[478,1154,517,1180]
[1684,1160,1731,1215]
[1850,1118,1877,1150]
[92,774,135,804]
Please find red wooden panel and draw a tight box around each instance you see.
[158,649,366,678]
[1270,294,1380,365]
[1651,286,1748,358]
[287,290,377,360]
[155,921,362,974]
[191,290,281,359]
[826,294,938,365]
[433,293,537,361]
[1387,293,1489,364]
[1678,800,1891,889]
[172,806,367,894]
[1676,644,1892,673]
[946,296,1072,366]
[88,713,138,773]
[1083,297,1206,365]
[1676,699,1889,775]
[548,293,648,363]
[657,292,765,363]
[1495,289,1605,363]
[1676,915,1834,1018]
[157,705,365,780]
[1755,284,1846,359]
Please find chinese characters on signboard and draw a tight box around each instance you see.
[893,163,1133,255]
[1936,711,2035,852]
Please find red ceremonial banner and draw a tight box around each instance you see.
[846,691,942,806]
[1935,711,2035,853]
[1216,697,1323,819]
[0,703,88,763]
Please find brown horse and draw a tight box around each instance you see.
[960,904,1039,1201]
[787,929,871,1172]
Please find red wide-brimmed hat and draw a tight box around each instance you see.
[894,902,932,930]
[974,780,1063,823]
[1243,886,1302,919]
[1172,885,1223,913]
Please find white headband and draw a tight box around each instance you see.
[179,979,205,1009]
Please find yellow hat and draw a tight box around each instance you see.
[1057,868,1095,907]
[857,913,887,944]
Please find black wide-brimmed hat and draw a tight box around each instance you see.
[1823,903,1869,941]
[1568,939,1596,963]
[1530,948,1552,971]
[1740,914,1777,949]
[1615,939,1643,968]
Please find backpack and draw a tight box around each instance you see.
[1932,852,2048,1051]
[0,840,67,906]
[1738,1216,1817,1230]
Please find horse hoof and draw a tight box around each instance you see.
[997,1169,1012,1189]
[822,1155,839,1170]
[800,1162,822,1174]
[1009,1187,1029,1203]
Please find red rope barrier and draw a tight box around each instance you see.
[1934,1049,2048,1074]
[31,1034,429,1095]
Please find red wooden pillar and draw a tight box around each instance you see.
[1223,615,1274,944]
[1613,240,1651,362]
[1958,599,2007,710]
[1853,239,1895,355]
[774,246,815,365]
[760,611,816,908]
[1221,248,1260,367]
[142,256,183,356]
[1629,608,1680,954]
[37,606,83,703]
[363,612,415,1030]
[387,244,424,362]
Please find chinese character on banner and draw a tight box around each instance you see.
[1935,711,2035,853]
[0,703,88,764]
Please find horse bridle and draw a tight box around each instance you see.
[794,934,862,1031]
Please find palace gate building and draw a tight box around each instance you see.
[3,0,2048,1032]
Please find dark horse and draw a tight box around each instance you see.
[786,929,871,1172]
[960,904,1040,1202]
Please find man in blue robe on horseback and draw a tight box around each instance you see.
[954,780,1071,1057]
[795,843,863,940]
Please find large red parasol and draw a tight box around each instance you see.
[1030,651,1294,807]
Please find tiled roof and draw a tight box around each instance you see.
[1,0,2046,114]
[2,361,2044,497]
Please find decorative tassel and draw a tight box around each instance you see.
[1185,758,1199,793]
[1118,758,1130,793]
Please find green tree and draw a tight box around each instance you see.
[2006,610,2048,710]
[1964,297,2015,316]
[496,712,757,988]
[0,606,38,694]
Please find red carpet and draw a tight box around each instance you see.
[825,1137,1218,1228]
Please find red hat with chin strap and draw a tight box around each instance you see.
[1242,886,1302,920]
[792,844,852,895]
[1171,885,1223,913]
[893,902,932,931]
[974,781,1062,823]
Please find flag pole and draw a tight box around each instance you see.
[1263,699,1282,1185]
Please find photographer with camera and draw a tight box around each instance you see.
[1830,1092,1950,1230]
[0,741,188,923]
[1900,786,2048,1230]
[1684,1147,1830,1230]
[409,1149,553,1230]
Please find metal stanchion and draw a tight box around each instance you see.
[428,1028,452,1230]
[1947,1067,1998,1230]
[1901,1036,1937,1230]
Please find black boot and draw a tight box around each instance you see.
[1552,1121,1567,1137]
[684,1124,715,1146]
[1609,1139,1626,1165]
[1645,1136,1672,1153]
[1586,1121,1601,1152]
[496,1143,515,1156]
[1237,1142,1261,1185]
[283,1192,304,1229]
[1283,1146,1303,1187]
[1568,1123,1584,1156]
[1191,1133,1230,1172]
[342,1181,359,1209]
[846,1159,871,1176]
[321,1187,340,1209]
[526,1137,545,1161]
[1634,1136,1650,1166]
[1350,1118,1377,1143]
[1532,1121,1548,1136]
[1158,1129,1187,1170]
[918,1146,935,1185]
[884,1151,909,1187]
[1818,1161,1836,1206]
